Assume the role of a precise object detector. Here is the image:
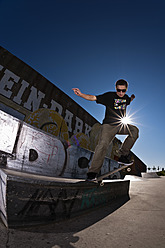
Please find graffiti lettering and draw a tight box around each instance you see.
[64,109,73,132]
[85,123,92,136]
[32,132,59,164]
[0,65,92,137]
[18,188,79,219]
[23,86,45,111]
[0,69,20,98]
[13,80,29,104]
[74,117,83,134]
[50,99,63,115]
[81,188,106,209]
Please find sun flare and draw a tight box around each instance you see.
[121,116,132,125]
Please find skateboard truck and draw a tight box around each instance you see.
[95,162,134,186]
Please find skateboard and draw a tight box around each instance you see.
[92,162,134,186]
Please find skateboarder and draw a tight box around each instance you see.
[72,79,139,181]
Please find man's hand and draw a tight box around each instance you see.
[131,94,135,101]
[72,88,82,97]
[72,88,97,101]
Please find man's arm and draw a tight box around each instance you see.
[72,88,97,101]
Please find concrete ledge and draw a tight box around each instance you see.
[141,172,160,178]
[124,175,144,181]
[0,168,130,228]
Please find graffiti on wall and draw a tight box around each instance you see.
[25,108,120,158]
[15,186,108,221]
[81,188,107,209]
[0,47,122,160]
[0,110,121,179]
[0,55,94,137]
[18,188,79,219]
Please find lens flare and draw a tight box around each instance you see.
[106,105,143,128]
[119,106,142,127]
[121,116,132,125]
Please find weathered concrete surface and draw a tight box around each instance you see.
[0,176,165,248]
[0,168,129,228]
[0,110,120,179]
[142,172,160,178]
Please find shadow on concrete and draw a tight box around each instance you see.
[0,195,130,248]
[18,195,130,234]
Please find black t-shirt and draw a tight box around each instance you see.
[96,92,131,125]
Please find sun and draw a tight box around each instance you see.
[121,116,132,125]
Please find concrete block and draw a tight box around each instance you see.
[141,172,160,178]
[0,168,130,228]
[0,110,120,179]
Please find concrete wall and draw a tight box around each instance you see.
[0,46,96,137]
[0,110,120,179]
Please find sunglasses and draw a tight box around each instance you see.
[117,88,127,93]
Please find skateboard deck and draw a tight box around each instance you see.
[94,162,134,186]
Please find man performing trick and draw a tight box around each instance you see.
[72,79,139,181]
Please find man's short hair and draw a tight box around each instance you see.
[115,79,128,88]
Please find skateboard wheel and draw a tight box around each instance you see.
[100,181,104,186]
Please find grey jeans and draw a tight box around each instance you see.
[88,123,139,174]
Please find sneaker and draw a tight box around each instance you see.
[118,155,133,165]
[86,172,97,182]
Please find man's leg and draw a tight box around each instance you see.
[117,124,139,157]
[88,124,118,175]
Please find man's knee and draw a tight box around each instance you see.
[133,126,139,139]
[130,125,139,140]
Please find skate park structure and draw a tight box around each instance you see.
[0,46,146,227]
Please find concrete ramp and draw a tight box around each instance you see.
[141,172,160,178]
[0,168,130,228]
[124,175,144,181]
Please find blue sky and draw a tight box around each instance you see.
[0,0,165,169]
